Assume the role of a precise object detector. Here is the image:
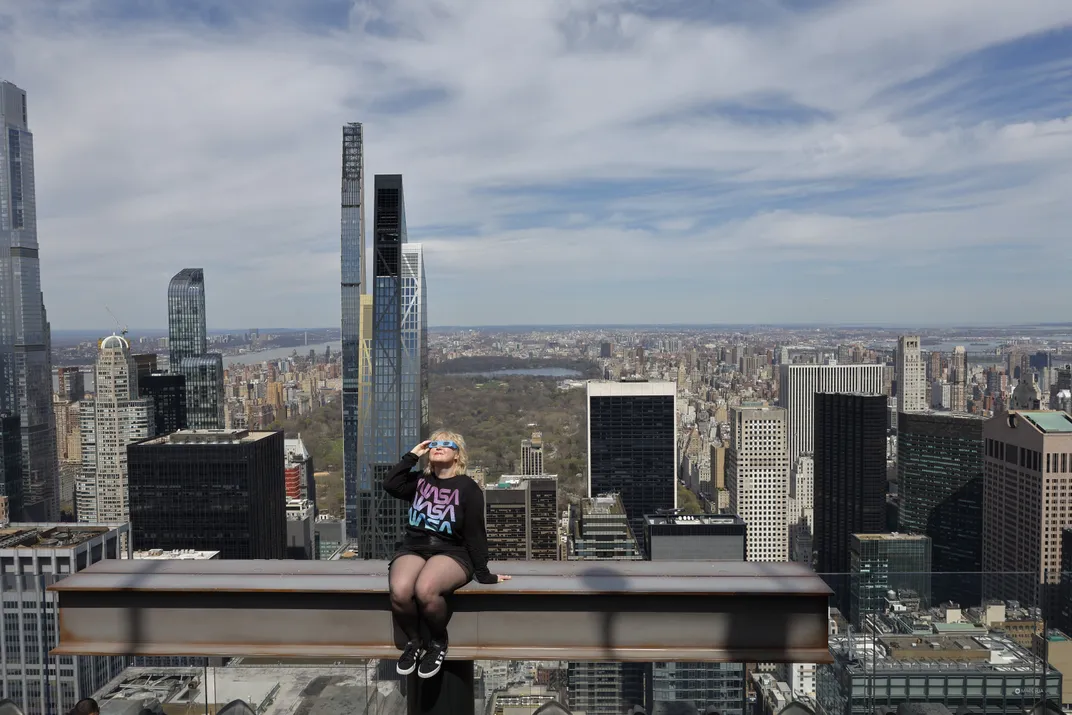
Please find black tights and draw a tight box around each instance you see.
[389,554,469,643]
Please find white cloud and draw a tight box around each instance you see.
[1,0,1071,328]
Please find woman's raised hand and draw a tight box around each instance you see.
[411,440,432,457]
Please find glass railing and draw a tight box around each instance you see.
[8,569,1072,715]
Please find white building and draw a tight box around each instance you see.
[895,336,926,415]
[76,335,154,523]
[778,364,886,466]
[727,406,789,561]
[0,522,130,715]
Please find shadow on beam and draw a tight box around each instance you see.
[49,560,832,663]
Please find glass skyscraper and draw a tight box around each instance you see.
[167,268,223,428]
[340,123,364,540]
[0,80,58,521]
[898,411,985,605]
[357,175,428,559]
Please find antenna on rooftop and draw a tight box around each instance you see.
[105,306,128,338]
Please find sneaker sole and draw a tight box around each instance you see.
[417,662,443,679]
[396,662,418,676]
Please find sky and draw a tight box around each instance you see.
[2,0,1072,330]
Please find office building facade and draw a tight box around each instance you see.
[726,405,789,561]
[521,431,545,475]
[0,81,58,522]
[1060,528,1072,636]
[778,364,886,465]
[357,176,428,559]
[341,122,364,541]
[849,533,932,628]
[644,514,747,715]
[565,494,645,715]
[139,373,187,435]
[0,414,22,522]
[0,522,129,715]
[128,429,286,559]
[982,410,1072,612]
[587,380,676,544]
[76,335,154,523]
[814,393,887,609]
[896,335,926,415]
[55,366,84,402]
[486,476,558,560]
[898,411,985,605]
[950,345,968,412]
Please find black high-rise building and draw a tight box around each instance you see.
[898,411,985,605]
[128,429,286,559]
[0,413,23,521]
[814,393,887,612]
[132,353,158,382]
[587,380,677,545]
[139,373,187,436]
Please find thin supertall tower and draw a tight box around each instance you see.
[341,123,365,540]
[0,80,58,521]
[358,175,428,559]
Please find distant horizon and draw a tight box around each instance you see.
[50,321,1072,336]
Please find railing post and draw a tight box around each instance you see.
[406,660,475,715]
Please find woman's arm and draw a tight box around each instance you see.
[462,483,499,584]
[382,452,422,500]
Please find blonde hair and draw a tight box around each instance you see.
[423,429,468,476]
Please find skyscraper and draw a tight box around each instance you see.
[168,268,207,366]
[849,533,931,628]
[139,373,187,435]
[76,335,154,523]
[0,522,129,715]
[726,405,789,561]
[814,393,887,610]
[357,176,428,559]
[982,410,1072,613]
[167,269,224,428]
[521,431,545,475]
[950,345,968,412]
[128,429,286,559]
[895,335,925,415]
[341,123,365,541]
[897,411,985,605]
[778,364,886,466]
[587,380,677,544]
[485,475,558,560]
[0,81,58,521]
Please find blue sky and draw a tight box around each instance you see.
[2,0,1071,329]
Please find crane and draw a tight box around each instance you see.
[105,306,128,338]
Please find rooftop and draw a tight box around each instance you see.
[1018,410,1072,434]
[139,429,278,446]
[853,532,931,542]
[832,632,1045,673]
[94,665,402,715]
[133,548,220,560]
[0,524,117,550]
[645,513,745,526]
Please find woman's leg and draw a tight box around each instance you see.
[388,554,427,643]
[413,554,469,643]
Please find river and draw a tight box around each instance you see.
[224,341,341,366]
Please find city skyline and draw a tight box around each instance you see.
[2,2,1072,328]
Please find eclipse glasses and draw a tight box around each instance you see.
[428,440,459,450]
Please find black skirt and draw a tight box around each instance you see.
[390,531,475,581]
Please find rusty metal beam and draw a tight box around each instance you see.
[50,560,832,663]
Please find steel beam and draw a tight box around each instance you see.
[50,560,832,663]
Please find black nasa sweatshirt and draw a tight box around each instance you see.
[383,452,498,584]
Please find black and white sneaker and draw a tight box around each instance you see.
[417,639,448,678]
[396,640,423,676]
